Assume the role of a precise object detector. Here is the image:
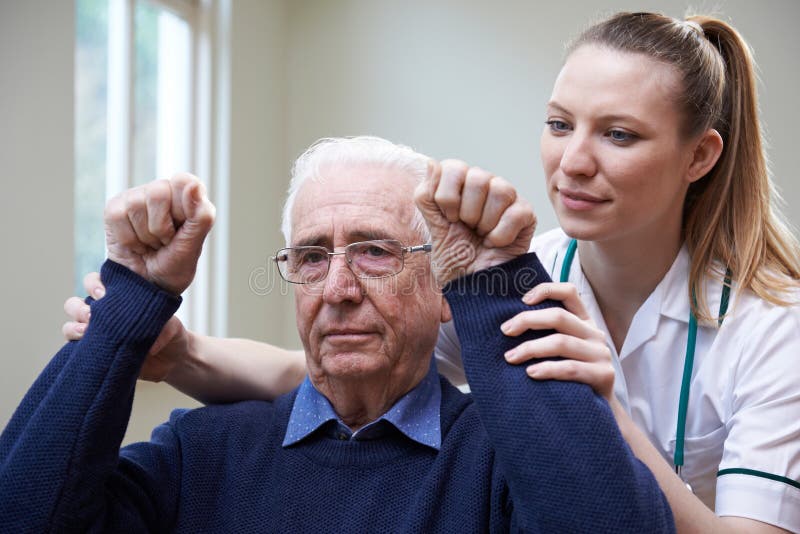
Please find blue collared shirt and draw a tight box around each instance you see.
[282,360,441,450]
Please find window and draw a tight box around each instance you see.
[75,0,229,335]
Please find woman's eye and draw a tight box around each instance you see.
[608,129,637,143]
[545,120,571,133]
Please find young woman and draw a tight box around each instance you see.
[65,12,800,533]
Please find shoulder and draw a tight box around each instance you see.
[438,377,493,452]
[721,286,800,345]
[713,287,800,390]
[168,393,295,443]
[438,378,479,431]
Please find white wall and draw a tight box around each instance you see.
[1,0,798,439]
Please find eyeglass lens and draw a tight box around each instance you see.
[276,240,405,283]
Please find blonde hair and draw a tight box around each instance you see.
[570,12,800,321]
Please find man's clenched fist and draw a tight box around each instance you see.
[414,159,536,287]
[104,173,215,295]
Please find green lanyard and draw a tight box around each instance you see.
[560,238,731,483]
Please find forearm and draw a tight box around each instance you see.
[610,400,791,534]
[446,254,674,532]
[164,335,306,404]
[0,261,180,531]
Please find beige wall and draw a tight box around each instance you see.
[1,0,798,440]
[0,1,75,428]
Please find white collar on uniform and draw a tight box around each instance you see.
[660,245,730,325]
[660,245,691,324]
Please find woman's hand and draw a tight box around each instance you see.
[500,281,615,401]
[62,272,188,382]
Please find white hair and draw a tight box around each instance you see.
[281,136,432,245]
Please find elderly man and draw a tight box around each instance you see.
[0,137,673,532]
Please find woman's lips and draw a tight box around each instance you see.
[558,189,609,211]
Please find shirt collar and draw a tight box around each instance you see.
[661,245,731,324]
[282,360,442,450]
[660,244,691,323]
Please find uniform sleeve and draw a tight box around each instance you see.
[0,260,183,533]
[715,303,800,532]
[434,321,466,387]
[444,253,674,533]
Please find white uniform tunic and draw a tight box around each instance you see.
[436,228,800,532]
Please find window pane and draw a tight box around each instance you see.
[132,1,158,185]
[133,1,192,186]
[75,0,109,295]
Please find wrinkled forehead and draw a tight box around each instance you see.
[290,163,420,246]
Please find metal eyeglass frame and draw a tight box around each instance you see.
[272,239,432,284]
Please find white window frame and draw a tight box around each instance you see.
[105,0,230,336]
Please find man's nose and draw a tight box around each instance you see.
[559,131,598,178]
[322,254,364,304]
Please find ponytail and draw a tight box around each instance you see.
[684,16,800,321]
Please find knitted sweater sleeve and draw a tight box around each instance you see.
[444,253,675,533]
[0,260,182,533]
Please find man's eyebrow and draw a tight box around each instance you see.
[292,235,329,248]
[291,229,399,248]
[348,229,395,242]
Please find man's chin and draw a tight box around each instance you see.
[319,351,387,380]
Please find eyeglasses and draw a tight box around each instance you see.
[273,239,432,284]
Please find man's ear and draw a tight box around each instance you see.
[687,128,724,183]
[440,297,452,323]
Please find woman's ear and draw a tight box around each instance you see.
[687,128,724,183]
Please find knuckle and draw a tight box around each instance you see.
[565,284,579,299]
[553,333,572,354]
[538,284,553,300]
[123,187,147,213]
[588,327,604,340]
[433,188,458,209]
[562,360,580,380]
[489,177,517,202]
[465,167,492,187]
[170,172,199,186]
[507,204,533,227]
[599,365,615,382]
[440,158,468,170]
[103,196,125,220]
[146,179,172,203]
[553,307,572,325]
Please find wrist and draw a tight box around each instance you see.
[162,328,200,384]
[608,396,635,436]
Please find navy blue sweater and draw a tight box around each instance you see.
[0,255,673,533]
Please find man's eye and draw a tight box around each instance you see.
[365,245,388,257]
[301,251,327,264]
